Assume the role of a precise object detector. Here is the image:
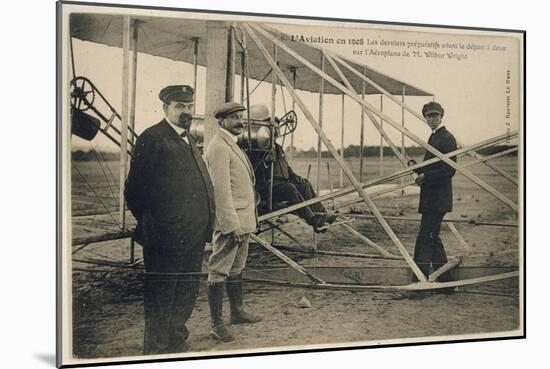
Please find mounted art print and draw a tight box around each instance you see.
[57,1,524,367]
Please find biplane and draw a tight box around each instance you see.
[66,10,520,292]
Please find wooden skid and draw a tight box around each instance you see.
[242,269,518,291]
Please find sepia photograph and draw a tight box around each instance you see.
[57,1,524,367]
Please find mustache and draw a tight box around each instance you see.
[178,113,193,125]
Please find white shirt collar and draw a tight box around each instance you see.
[220,127,239,143]
[432,124,445,134]
[165,116,189,143]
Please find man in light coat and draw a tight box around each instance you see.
[204,102,262,343]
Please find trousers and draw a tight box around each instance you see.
[207,231,250,283]
[412,212,453,282]
[271,178,325,223]
[142,237,205,354]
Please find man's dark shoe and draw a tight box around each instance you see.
[230,310,263,324]
[310,214,327,233]
[165,340,190,354]
[322,213,338,225]
[210,323,235,343]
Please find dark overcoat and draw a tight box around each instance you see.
[417,126,457,214]
[124,119,215,255]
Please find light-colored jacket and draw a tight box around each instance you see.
[205,129,257,234]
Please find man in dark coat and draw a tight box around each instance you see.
[247,104,337,232]
[410,101,457,293]
[124,85,215,354]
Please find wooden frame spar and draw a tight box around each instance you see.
[334,138,519,214]
[239,22,518,288]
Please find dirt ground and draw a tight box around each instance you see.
[70,156,520,360]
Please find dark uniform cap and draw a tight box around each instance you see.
[159,85,194,104]
[422,101,444,118]
[214,102,246,120]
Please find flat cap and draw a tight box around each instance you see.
[249,104,271,121]
[422,101,444,118]
[159,85,194,103]
[214,102,246,120]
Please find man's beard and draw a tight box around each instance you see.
[177,113,193,130]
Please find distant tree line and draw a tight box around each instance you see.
[72,150,119,162]
[285,144,518,159]
[71,144,517,161]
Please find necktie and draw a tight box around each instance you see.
[180,130,188,138]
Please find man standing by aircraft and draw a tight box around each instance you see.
[204,102,263,343]
[409,101,457,295]
[125,85,215,354]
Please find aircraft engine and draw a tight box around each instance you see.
[189,118,272,151]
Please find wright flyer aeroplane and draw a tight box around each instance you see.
[62,6,521,296]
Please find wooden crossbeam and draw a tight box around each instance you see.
[258,130,517,223]
[249,234,325,284]
[72,230,134,246]
[264,220,311,250]
[260,245,402,260]
[475,147,518,164]
[340,223,398,258]
[428,223,474,282]
[337,145,519,215]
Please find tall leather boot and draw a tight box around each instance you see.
[207,282,234,342]
[226,274,262,324]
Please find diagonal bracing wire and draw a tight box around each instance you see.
[89,141,118,201]
[72,162,122,230]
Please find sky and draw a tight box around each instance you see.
[69,12,522,153]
